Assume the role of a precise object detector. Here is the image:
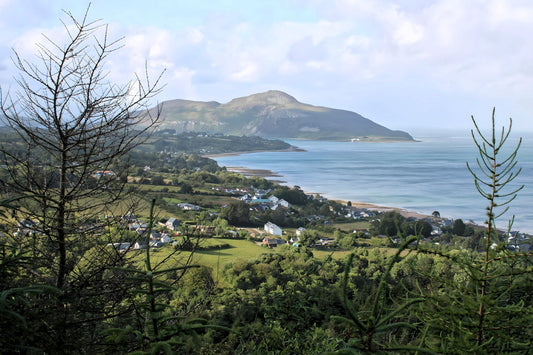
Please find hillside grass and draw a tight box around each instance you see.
[332,221,372,231]
[138,237,386,288]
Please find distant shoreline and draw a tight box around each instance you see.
[209,141,530,234]
[219,164,435,221]
[203,145,306,158]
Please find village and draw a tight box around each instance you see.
[12,179,532,256]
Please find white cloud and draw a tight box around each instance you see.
[2,0,533,130]
[229,61,259,82]
[393,20,424,46]
[487,0,533,24]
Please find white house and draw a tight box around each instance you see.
[268,195,279,204]
[166,217,180,231]
[278,199,289,208]
[133,241,146,249]
[271,199,290,211]
[160,233,173,243]
[264,221,282,236]
[178,203,200,211]
[107,242,131,252]
[239,193,252,202]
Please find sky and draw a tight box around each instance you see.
[1,0,533,135]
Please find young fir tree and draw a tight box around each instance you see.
[414,109,533,353]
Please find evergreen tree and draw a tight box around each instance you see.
[414,108,533,353]
[452,218,466,236]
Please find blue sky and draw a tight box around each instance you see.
[1,0,533,134]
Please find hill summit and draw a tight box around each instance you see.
[148,90,414,141]
[225,90,298,107]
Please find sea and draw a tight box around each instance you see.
[212,131,533,234]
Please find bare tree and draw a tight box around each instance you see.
[0,8,163,290]
[0,8,167,351]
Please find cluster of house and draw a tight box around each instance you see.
[118,213,180,250]
[215,186,377,223]
[224,184,382,221]
[15,219,40,236]
[507,231,532,252]
[214,186,294,211]
[211,186,251,195]
[108,227,175,252]
[345,209,376,219]
[133,229,174,249]
[240,194,290,211]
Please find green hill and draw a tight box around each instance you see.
[148,90,414,141]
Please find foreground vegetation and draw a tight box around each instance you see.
[0,9,531,354]
[1,109,532,353]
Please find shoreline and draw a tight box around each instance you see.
[223,166,288,184]
[221,165,435,221]
[203,145,306,158]
[208,142,533,234]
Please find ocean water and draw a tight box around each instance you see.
[212,132,533,234]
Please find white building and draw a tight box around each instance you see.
[160,233,173,243]
[107,242,131,252]
[278,199,289,208]
[166,217,180,231]
[264,221,282,236]
[268,195,279,204]
[177,203,200,211]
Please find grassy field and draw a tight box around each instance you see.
[332,221,372,231]
[147,239,269,269]
[140,237,361,287]
[141,239,269,286]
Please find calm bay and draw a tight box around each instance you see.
[212,132,533,234]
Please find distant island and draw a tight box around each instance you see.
[146,90,414,142]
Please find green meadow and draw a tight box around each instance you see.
[140,237,358,287]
